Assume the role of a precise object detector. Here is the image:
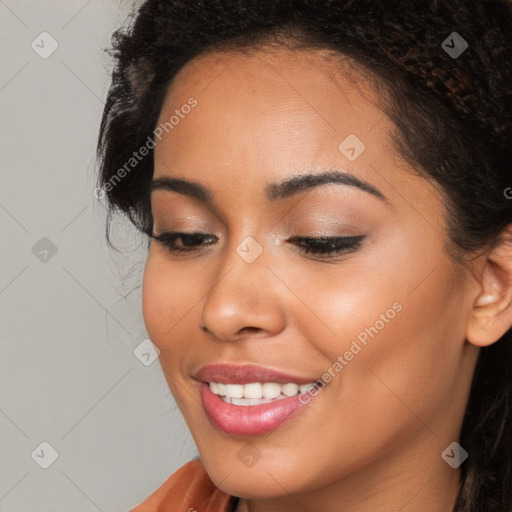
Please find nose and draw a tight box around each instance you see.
[199,239,287,342]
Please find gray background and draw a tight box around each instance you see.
[0,1,198,511]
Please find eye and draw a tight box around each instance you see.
[150,231,366,259]
[150,231,218,254]
[288,235,366,258]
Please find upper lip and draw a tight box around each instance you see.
[194,363,319,385]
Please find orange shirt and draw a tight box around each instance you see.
[129,459,241,512]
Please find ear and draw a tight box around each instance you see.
[466,224,512,347]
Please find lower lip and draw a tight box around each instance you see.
[200,383,314,436]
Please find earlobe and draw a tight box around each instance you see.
[466,225,512,347]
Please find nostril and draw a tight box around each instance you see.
[241,326,259,333]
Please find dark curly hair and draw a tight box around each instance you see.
[95,1,512,510]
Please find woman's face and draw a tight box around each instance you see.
[142,48,479,505]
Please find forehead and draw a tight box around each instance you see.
[156,47,393,159]
[157,46,383,128]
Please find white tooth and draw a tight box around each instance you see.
[281,383,299,397]
[236,397,277,406]
[245,397,270,405]
[225,384,244,398]
[243,382,263,399]
[262,382,282,399]
[299,383,315,393]
[226,395,295,407]
[214,381,317,401]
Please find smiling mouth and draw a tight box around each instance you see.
[194,363,325,435]
[199,380,324,436]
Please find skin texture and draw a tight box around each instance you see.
[142,47,512,512]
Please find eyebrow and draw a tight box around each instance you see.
[149,169,390,205]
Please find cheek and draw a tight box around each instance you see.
[141,250,192,351]
[141,252,199,409]
[141,253,166,345]
[362,267,467,413]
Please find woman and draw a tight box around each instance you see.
[95,1,512,511]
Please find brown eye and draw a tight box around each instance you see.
[150,232,217,253]
[289,235,366,258]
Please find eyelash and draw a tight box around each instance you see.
[149,231,366,259]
